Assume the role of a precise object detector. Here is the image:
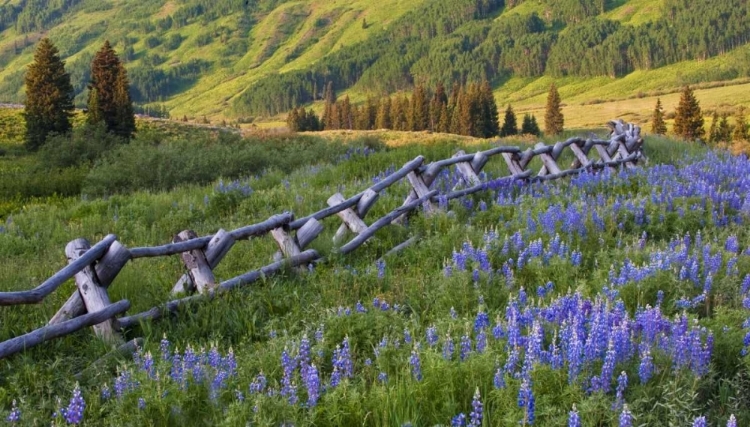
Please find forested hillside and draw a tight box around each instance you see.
[0,0,748,122]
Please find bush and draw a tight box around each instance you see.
[38,123,124,169]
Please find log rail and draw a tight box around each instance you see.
[0,120,644,360]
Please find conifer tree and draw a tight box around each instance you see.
[458,85,474,136]
[430,83,448,131]
[732,107,748,142]
[437,102,450,133]
[23,38,74,151]
[651,98,667,135]
[113,62,135,138]
[306,108,321,131]
[322,82,335,129]
[708,111,719,143]
[716,113,733,143]
[286,107,301,131]
[87,40,134,138]
[396,95,409,131]
[340,95,353,130]
[521,113,541,136]
[410,84,429,131]
[500,104,518,137]
[375,97,391,129]
[544,83,564,136]
[365,97,377,130]
[390,96,402,131]
[673,85,704,140]
[477,80,499,138]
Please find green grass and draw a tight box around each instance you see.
[2,122,750,425]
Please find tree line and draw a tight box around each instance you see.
[650,86,749,144]
[235,0,749,117]
[23,38,135,151]
[287,82,562,138]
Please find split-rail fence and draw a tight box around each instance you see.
[0,120,644,360]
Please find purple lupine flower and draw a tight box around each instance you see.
[404,329,413,344]
[235,389,245,402]
[619,405,633,427]
[693,416,707,427]
[742,275,750,295]
[378,372,388,383]
[305,363,320,407]
[726,235,740,253]
[472,269,480,283]
[475,312,490,332]
[356,301,367,313]
[138,398,146,410]
[443,335,455,360]
[376,259,386,279]
[518,379,535,425]
[410,349,423,381]
[450,307,458,319]
[494,368,506,389]
[160,335,171,361]
[638,345,653,384]
[656,290,664,306]
[469,388,483,426]
[444,264,454,277]
[614,371,628,410]
[63,383,85,424]
[6,400,20,423]
[426,326,439,347]
[101,384,111,400]
[727,414,737,427]
[476,332,487,354]
[568,405,581,427]
[460,334,472,361]
[452,413,467,427]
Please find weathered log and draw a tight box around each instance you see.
[271,226,302,259]
[64,239,120,343]
[594,144,613,162]
[297,218,325,249]
[0,234,117,306]
[173,229,235,295]
[328,192,368,240]
[471,151,490,173]
[569,141,592,168]
[50,240,131,324]
[502,152,525,175]
[118,251,320,328]
[290,156,424,229]
[453,150,482,187]
[334,189,379,242]
[406,171,436,215]
[74,338,144,381]
[518,148,535,169]
[394,163,441,224]
[174,230,217,294]
[230,212,294,240]
[0,300,130,360]
[440,170,533,201]
[535,142,563,176]
[340,190,438,255]
[130,236,210,258]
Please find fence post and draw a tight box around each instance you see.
[174,230,217,294]
[64,239,121,343]
[328,192,369,243]
[173,229,235,295]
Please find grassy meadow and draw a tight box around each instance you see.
[2,115,750,425]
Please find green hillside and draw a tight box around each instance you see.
[0,0,748,125]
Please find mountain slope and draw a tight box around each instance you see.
[0,0,748,125]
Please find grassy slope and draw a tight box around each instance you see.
[0,0,748,127]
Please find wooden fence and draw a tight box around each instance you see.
[0,120,644,360]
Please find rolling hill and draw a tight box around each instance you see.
[0,0,748,128]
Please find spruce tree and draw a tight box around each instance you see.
[88,41,121,130]
[673,85,704,140]
[306,108,321,131]
[708,111,719,143]
[340,96,353,130]
[732,107,748,142]
[544,83,564,136]
[716,113,733,143]
[477,80,499,138]
[23,38,74,151]
[651,98,667,135]
[375,97,391,129]
[322,82,335,129]
[437,103,450,133]
[410,84,429,131]
[500,104,518,137]
[286,107,301,131]
[113,62,135,138]
[521,113,541,136]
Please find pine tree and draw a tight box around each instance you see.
[544,83,564,136]
[437,102,450,133]
[365,97,377,130]
[286,107,301,131]
[732,107,748,142]
[500,104,518,137]
[708,111,719,143]
[477,80,499,138]
[306,108,321,131]
[340,95,353,130]
[458,84,474,136]
[23,38,74,151]
[651,98,667,135]
[673,85,704,141]
[716,113,733,143]
[87,41,121,130]
[375,97,391,129]
[112,62,135,138]
[521,113,541,136]
[410,84,429,131]
[322,82,335,130]
[429,83,447,131]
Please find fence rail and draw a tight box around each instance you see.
[0,120,644,359]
